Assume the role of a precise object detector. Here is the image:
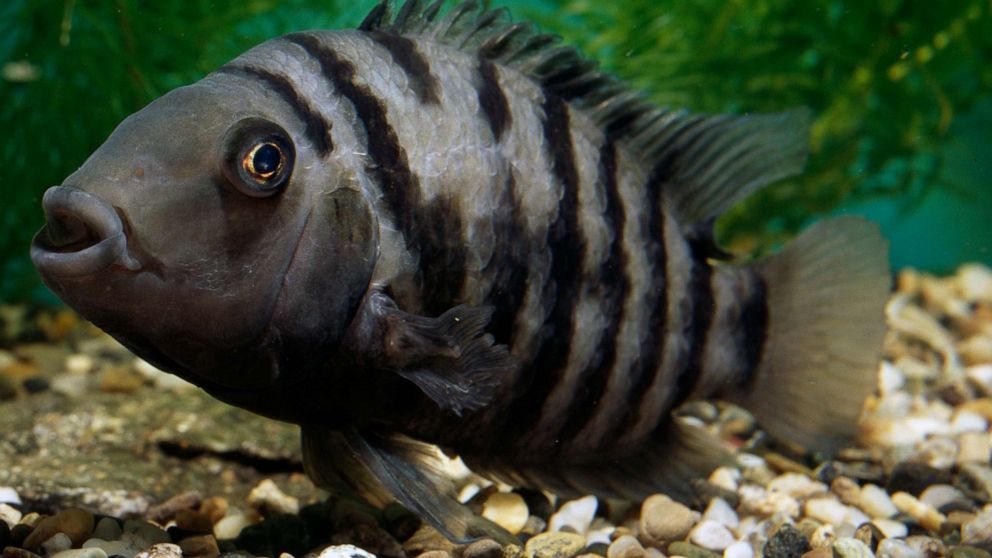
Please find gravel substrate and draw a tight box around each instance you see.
[2,263,992,558]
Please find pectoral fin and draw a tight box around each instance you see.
[347,290,515,415]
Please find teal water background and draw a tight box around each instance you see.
[1,0,989,304]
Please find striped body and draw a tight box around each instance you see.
[214,29,768,466]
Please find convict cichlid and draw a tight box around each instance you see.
[31,0,890,541]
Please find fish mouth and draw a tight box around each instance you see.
[31,186,141,278]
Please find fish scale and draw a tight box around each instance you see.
[30,0,890,544]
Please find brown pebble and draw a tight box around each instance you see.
[402,525,460,557]
[199,497,229,525]
[464,539,504,558]
[3,547,43,558]
[178,534,220,558]
[175,509,214,534]
[147,491,203,523]
[98,366,145,393]
[799,548,831,558]
[418,552,453,558]
[830,477,861,507]
[23,508,94,550]
[607,536,647,558]
[853,523,884,553]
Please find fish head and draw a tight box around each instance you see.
[31,75,379,405]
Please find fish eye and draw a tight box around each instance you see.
[222,118,295,198]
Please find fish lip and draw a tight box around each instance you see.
[31,186,141,278]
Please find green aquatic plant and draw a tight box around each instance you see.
[2,0,989,303]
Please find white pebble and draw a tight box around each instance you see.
[248,478,300,515]
[876,538,922,558]
[722,540,752,558]
[805,497,849,525]
[0,486,21,505]
[957,263,992,303]
[872,518,909,539]
[316,546,376,558]
[952,411,988,434]
[859,484,898,518]
[833,537,873,558]
[966,364,992,392]
[133,543,182,558]
[703,498,739,529]
[919,484,965,510]
[42,532,74,556]
[214,513,251,540]
[958,432,992,464]
[878,361,906,395]
[0,502,23,527]
[767,473,827,499]
[962,506,992,545]
[51,549,109,558]
[51,374,89,397]
[65,353,94,374]
[458,484,481,503]
[482,492,529,535]
[549,495,597,534]
[689,519,736,551]
[709,467,741,492]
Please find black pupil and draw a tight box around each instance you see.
[253,143,281,175]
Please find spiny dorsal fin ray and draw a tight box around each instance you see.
[359,1,811,230]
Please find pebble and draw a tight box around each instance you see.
[853,523,884,553]
[178,534,220,558]
[122,520,170,547]
[809,525,834,549]
[464,538,504,558]
[723,540,753,558]
[483,492,530,535]
[920,484,967,510]
[50,549,108,558]
[639,494,699,544]
[763,524,810,558]
[41,533,73,556]
[524,532,587,558]
[688,520,735,552]
[961,507,992,545]
[246,479,299,515]
[804,497,850,526]
[832,538,873,558]
[24,508,95,550]
[133,544,182,558]
[768,474,827,500]
[175,509,214,534]
[0,503,22,528]
[606,535,647,558]
[314,546,376,558]
[702,498,739,529]
[710,467,741,492]
[0,487,21,505]
[860,484,898,518]
[799,548,831,558]
[549,495,597,535]
[952,547,992,558]
[886,463,952,496]
[4,548,43,558]
[213,513,251,541]
[92,518,121,541]
[147,491,202,523]
[82,537,140,558]
[872,518,908,539]
[666,542,720,558]
[890,492,946,532]
[419,551,453,558]
[958,432,992,463]
[959,463,992,503]
[875,538,922,558]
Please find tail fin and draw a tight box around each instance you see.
[732,216,890,452]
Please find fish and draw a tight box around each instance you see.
[30,0,890,542]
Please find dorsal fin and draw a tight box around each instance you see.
[359,1,810,231]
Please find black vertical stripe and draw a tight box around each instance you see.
[667,241,715,410]
[601,153,673,443]
[500,93,585,446]
[283,32,467,313]
[554,140,628,446]
[485,174,530,345]
[367,31,441,105]
[216,65,333,157]
[476,56,511,141]
[738,274,768,388]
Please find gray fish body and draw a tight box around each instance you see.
[31,1,890,541]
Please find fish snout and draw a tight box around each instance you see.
[31,186,140,277]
